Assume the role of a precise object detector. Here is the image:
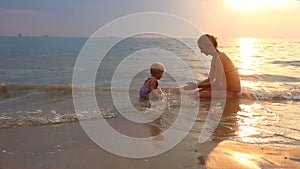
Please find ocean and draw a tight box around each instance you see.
[0,36,299,149]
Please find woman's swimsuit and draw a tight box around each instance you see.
[225,68,241,98]
[139,77,158,101]
[225,67,238,74]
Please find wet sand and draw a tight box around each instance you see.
[0,119,299,169]
[206,141,300,169]
[0,120,207,169]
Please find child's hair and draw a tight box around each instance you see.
[150,62,165,75]
[197,34,218,49]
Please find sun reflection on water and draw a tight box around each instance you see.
[237,38,261,75]
[241,81,262,89]
[236,103,263,143]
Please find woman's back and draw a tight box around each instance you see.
[219,52,241,92]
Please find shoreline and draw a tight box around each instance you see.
[0,121,299,169]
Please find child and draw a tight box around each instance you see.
[139,62,165,101]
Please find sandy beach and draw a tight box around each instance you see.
[1,119,299,169]
[0,120,203,169]
[207,141,300,169]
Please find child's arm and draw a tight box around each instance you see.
[150,88,163,100]
[146,78,158,91]
[146,78,162,100]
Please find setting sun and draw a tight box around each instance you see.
[223,0,293,11]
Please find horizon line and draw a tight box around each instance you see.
[0,35,298,40]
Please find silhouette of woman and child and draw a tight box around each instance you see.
[139,34,241,101]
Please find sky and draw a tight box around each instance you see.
[0,0,300,38]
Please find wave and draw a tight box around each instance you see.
[271,60,300,67]
[240,74,300,82]
[0,109,118,129]
[1,83,300,101]
[0,83,299,130]
[0,111,79,129]
[241,86,300,101]
[0,83,112,100]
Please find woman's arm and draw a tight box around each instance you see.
[198,80,211,89]
[183,78,211,90]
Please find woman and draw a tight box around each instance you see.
[184,34,241,99]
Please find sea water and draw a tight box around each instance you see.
[0,36,299,147]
